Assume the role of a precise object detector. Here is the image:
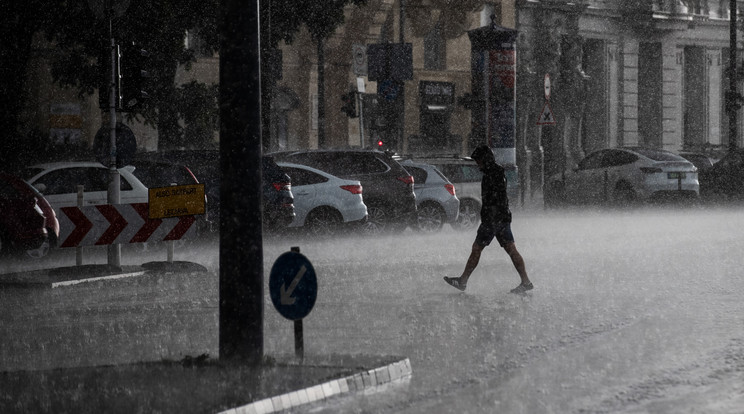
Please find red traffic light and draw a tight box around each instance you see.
[377,140,384,147]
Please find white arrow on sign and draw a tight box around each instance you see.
[281,265,307,305]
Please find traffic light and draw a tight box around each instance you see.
[340,91,357,118]
[98,42,122,109]
[120,41,151,112]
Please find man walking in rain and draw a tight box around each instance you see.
[444,144,533,294]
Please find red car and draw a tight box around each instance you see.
[0,173,58,258]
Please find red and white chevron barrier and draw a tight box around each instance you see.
[58,203,198,248]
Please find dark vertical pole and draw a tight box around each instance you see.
[730,0,739,152]
[260,0,272,153]
[398,0,406,152]
[290,246,304,361]
[317,38,326,148]
[219,0,264,365]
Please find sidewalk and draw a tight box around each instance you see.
[0,263,412,413]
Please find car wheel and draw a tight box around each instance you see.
[25,238,50,259]
[363,205,389,235]
[416,203,445,233]
[305,208,342,237]
[613,181,636,206]
[452,200,479,231]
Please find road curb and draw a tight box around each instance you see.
[50,271,148,288]
[218,357,413,414]
[0,262,208,289]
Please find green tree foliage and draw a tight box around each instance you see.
[0,1,60,168]
[1,0,365,159]
[48,0,220,150]
[265,0,366,45]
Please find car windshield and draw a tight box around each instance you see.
[632,148,685,162]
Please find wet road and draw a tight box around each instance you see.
[2,206,743,413]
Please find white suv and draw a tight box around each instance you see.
[22,162,149,211]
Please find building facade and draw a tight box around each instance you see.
[20,0,743,201]
[517,0,743,183]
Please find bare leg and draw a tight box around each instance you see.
[504,242,530,285]
[458,241,484,285]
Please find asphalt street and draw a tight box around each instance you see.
[2,205,743,413]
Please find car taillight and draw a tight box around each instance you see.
[397,175,414,185]
[272,182,291,191]
[640,167,663,174]
[340,184,363,194]
[445,183,456,196]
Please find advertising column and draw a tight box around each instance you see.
[468,23,518,167]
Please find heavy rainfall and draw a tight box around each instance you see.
[1,1,744,413]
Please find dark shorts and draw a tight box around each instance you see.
[475,221,515,248]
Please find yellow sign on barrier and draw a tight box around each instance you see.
[148,184,206,219]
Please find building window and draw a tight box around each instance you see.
[424,22,445,71]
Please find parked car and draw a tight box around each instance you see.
[23,180,59,259]
[399,159,459,232]
[698,148,744,200]
[545,147,699,206]
[133,151,295,231]
[409,156,513,231]
[129,160,201,188]
[277,162,367,235]
[678,151,716,172]
[22,162,150,210]
[0,173,49,257]
[271,149,416,234]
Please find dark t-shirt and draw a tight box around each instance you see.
[480,161,512,225]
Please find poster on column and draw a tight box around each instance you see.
[487,48,516,149]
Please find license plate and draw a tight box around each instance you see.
[667,172,685,179]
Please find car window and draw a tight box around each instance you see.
[345,154,389,174]
[439,164,462,181]
[406,166,428,184]
[132,164,194,187]
[578,151,605,170]
[282,167,328,186]
[289,153,389,175]
[602,150,638,167]
[36,168,106,194]
[633,148,685,162]
[460,165,482,182]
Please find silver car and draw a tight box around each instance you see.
[546,147,699,206]
[277,162,367,236]
[409,156,488,231]
[400,159,459,233]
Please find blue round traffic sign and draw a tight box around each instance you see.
[269,251,318,320]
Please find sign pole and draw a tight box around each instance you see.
[357,78,366,148]
[270,246,317,363]
[291,246,304,361]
